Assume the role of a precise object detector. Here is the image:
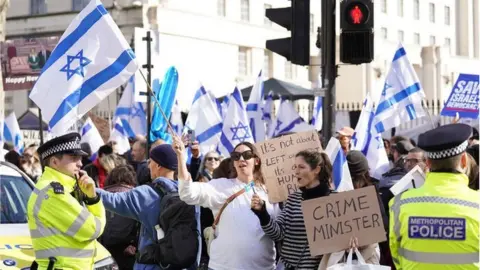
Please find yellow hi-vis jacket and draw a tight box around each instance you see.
[389,172,480,270]
[27,167,106,270]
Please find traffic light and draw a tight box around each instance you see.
[340,0,374,64]
[265,0,310,66]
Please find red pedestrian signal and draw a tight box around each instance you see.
[345,2,369,25]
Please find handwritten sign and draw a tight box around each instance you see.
[441,73,480,119]
[302,186,386,256]
[256,131,322,203]
[390,165,426,196]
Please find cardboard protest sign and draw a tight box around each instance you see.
[390,165,426,196]
[302,186,386,256]
[441,74,480,119]
[256,131,322,203]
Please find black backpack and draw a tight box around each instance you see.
[137,183,199,269]
[100,209,140,248]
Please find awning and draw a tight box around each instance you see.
[17,108,49,131]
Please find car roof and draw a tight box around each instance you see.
[0,161,35,187]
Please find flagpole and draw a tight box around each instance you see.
[422,100,436,129]
[137,68,174,133]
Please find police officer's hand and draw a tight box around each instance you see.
[78,170,96,198]
[251,194,264,211]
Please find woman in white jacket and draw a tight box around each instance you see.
[173,136,279,270]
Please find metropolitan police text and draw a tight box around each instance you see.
[311,195,382,241]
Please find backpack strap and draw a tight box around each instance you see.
[212,188,246,230]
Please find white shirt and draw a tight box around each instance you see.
[178,177,279,270]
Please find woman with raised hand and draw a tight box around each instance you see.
[251,149,334,270]
[173,134,278,270]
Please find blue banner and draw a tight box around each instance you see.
[441,73,479,119]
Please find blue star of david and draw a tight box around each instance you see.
[351,132,358,147]
[130,104,144,118]
[230,122,251,141]
[60,50,91,80]
[382,82,392,96]
[275,120,283,131]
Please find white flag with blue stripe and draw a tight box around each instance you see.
[263,91,275,138]
[269,98,314,138]
[29,0,138,135]
[246,70,265,143]
[3,112,24,154]
[109,118,130,155]
[185,85,223,154]
[351,93,390,180]
[80,117,104,159]
[374,44,426,133]
[218,87,254,157]
[170,100,183,136]
[114,76,146,138]
[311,96,323,131]
[325,137,353,192]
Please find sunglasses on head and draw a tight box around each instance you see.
[230,150,255,161]
[206,157,220,162]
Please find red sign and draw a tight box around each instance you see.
[349,6,364,24]
[1,37,60,91]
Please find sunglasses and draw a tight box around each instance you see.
[206,157,220,162]
[230,150,255,161]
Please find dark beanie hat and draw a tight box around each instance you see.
[150,144,178,171]
[346,150,369,175]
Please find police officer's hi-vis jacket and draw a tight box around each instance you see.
[388,172,480,270]
[27,167,106,270]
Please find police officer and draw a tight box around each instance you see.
[389,123,480,270]
[27,132,106,270]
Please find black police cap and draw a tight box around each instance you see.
[37,132,88,161]
[418,123,472,160]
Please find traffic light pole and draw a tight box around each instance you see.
[321,0,337,142]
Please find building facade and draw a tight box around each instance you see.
[4,0,480,126]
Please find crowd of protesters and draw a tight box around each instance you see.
[2,123,479,270]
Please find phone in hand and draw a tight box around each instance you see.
[187,130,195,147]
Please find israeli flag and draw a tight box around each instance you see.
[374,44,426,133]
[80,117,104,160]
[351,94,390,180]
[185,85,223,154]
[114,76,146,138]
[218,87,254,157]
[325,137,353,192]
[311,97,323,131]
[109,118,130,154]
[3,112,24,154]
[171,100,184,136]
[29,0,138,135]
[246,70,265,143]
[269,97,314,138]
[263,91,274,138]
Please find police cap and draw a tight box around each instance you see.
[418,123,472,160]
[37,132,88,161]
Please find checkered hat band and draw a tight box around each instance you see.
[41,140,82,160]
[426,140,469,160]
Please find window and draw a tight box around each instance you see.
[238,47,249,76]
[285,61,293,80]
[414,33,421,45]
[445,38,451,50]
[398,0,404,17]
[31,0,46,15]
[240,0,250,22]
[72,0,89,11]
[217,0,226,17]
[429,3,435,23]
[380,27,388,39]
[381,0,387,13]
[264,4,272,25]
[398,30,404,42]
[414,0,420,20]
[310,14,314,33]
[430,35,436,45]
[0,171,33,224]
[264,51,272,78]
[444,6,451,25]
